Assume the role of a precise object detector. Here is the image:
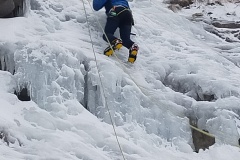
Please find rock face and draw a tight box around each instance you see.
[190,118,215,152]
[191,128,215,152]
[207,19,240,43]
[0,0,24,18]
[168,4,182,12]
[170,0,193,7]
[167,0,193,12]
[184,1,240,43]
[212,21,240,29]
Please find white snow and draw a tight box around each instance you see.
[0,0,240,159]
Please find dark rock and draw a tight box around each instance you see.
[169,0,193,7]
[0,131,9,146]
[207,12,213,15]
[14,87,31,101]
[225,37,239,43]
[203,94,215,101]
[168,4,182,12]
[231,30,239,34]
[207,2,215,6]
[204,26,224,39]
[189,118,215,152]
[0,0,24,18]
[192,13,204,18]
[212,21,240,29]
[215,1,223,6]
[0,0,15,18]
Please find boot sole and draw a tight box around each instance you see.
[115,43,123,50]
[130,50,138,56]
[128,54,137,63]
[128,57,136,63]
[128,49,138,63]
[104,49,113,56]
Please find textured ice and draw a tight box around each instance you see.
[0,0,240,159]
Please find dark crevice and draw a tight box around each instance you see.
[0,55,15,75]
[14,87,31,101]
[0,57,7,71]
[188,90,216,102]
[83,72,89,110]
[0,44,31,101]
[163,77,217,102]
[0,130,22,147]
[0,131,9,146]
[83,73,89,110]
[81,59,103,114]
[83,60,90,110]
[0,0,26,18]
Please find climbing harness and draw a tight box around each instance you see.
[108,5,130,17]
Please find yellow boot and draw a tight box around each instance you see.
[104,39,123,56]
[128,43,139,63]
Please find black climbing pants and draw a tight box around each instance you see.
[103,6,134,49]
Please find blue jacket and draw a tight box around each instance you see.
[93,0,129,13]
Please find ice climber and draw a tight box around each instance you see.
[93,0,139,63]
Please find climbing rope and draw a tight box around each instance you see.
[83,0,240,149]
[80,0,127,160]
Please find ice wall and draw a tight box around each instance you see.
[1,0,239,154]
[86,60,193,149]
[14,42,87,118]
